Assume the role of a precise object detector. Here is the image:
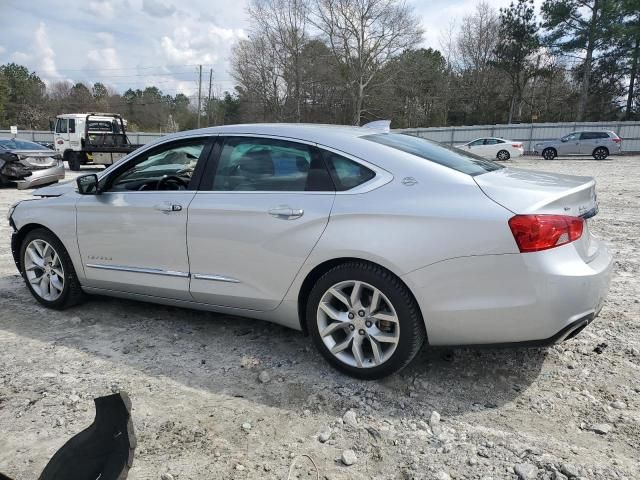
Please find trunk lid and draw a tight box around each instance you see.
[475,167,599,261]
[474,167,597,217]
[15,150,59,170]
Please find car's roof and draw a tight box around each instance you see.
[169,123,373,146]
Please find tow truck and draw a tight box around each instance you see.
[53,113,143,171]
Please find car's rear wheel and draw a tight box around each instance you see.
[66,151,81,171]
[20,228,84,309]
[496,149,510,161]
[542,148,557,160]
[307,261,425,379]
[593,147,608,160]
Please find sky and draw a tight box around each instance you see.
[0,0,523,100]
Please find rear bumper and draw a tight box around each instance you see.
[403,237,613,346]
[15,164,65,190]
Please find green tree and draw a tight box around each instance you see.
[0,63,46,127]
[494,0,541,123]
[541,0,622,121]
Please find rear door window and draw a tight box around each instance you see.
[364,133,503,176]
[211,137,334,192]
[484,139,499,145]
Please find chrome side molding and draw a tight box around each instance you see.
[192,273,241,283]
[86,264,241,283]
[86,264,190,278]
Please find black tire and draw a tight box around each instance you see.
[66,151,81,171]
[593,147,608,160]
[306,261,425,379]
[19,228,84,309]
[542,148,557,160]
[496,149,510,161]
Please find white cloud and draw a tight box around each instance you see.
[0,45,6,55]
[160,24,246,65]
[87,47,122,70]
[35,22,60,80]
[86,0,115,19]
[142,0,176,18]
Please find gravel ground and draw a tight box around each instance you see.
[0,156,639,480]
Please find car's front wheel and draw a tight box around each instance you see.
[307,261,425,379]
[20,228,84,309]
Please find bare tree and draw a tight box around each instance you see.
[248,0,310,121]
[232,37,286,121]
[312,0,423,125]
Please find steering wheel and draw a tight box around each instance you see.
[157,175,189,190]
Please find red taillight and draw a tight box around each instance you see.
[512,143,523,148]
[508,215,584,253]
[612,137,621,144]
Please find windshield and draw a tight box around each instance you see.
[364,133,504,176]
[0,139,50,151]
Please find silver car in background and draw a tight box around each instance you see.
[534,130,622,160]
[8,124,613,378]
[0,138,65,189]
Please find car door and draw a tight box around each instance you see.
[187,136,336,311]
[466,138,486,156]
[54,118,70,155]
[482,138,500,157]
[558,132,581,155]
[76,136,213,300]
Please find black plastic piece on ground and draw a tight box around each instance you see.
[38,392,136,480]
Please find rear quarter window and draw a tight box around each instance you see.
[364,133,503,176]
[322,151,375,191]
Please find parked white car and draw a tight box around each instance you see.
[456,137,524,161]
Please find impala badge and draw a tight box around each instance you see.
[402,177,418,186]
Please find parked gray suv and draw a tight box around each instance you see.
[534,131,622,160]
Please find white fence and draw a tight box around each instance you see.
[0,130,166,145]
[3,121,640,152]
[399,121,640,153]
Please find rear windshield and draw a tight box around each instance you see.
[0,139,49,151]
[364,133,504,176]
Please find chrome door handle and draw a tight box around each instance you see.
[268,206,304,220]
[154,203,182,213]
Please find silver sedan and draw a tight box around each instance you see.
[7,124,613,378]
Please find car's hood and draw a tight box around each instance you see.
[33,180,76,197]
[474,167,597,217]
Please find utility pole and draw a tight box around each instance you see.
[197,64,202,129]
[207,68,213,126]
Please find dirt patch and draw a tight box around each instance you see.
[1,158,639,479]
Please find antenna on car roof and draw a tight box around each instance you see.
[362,120,391,132]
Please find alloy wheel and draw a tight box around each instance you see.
[543,149,555,160]
[24,239,65,301]
[594,148,607,160]
[497,150,510,161]
[316,280,400,368]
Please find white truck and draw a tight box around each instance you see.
[53,113,143,171]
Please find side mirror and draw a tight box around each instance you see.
[561,138,568,143]
[76,174,100,195]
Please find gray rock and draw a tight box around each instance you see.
[235,464,245,471]
[435,472,451,480]
[560,463,579,478]
[589,423,612,435]
[610,400,626,409]
[318,430,331,443]
[55,417,65,427]
[241,422,252,431]
[258,370,271,383]
[515,463,538,480]
[341,449,357,466]
[429,410,441,428]
[553,472,568,480]
[343,410,358,428]
[160,474,174,480]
